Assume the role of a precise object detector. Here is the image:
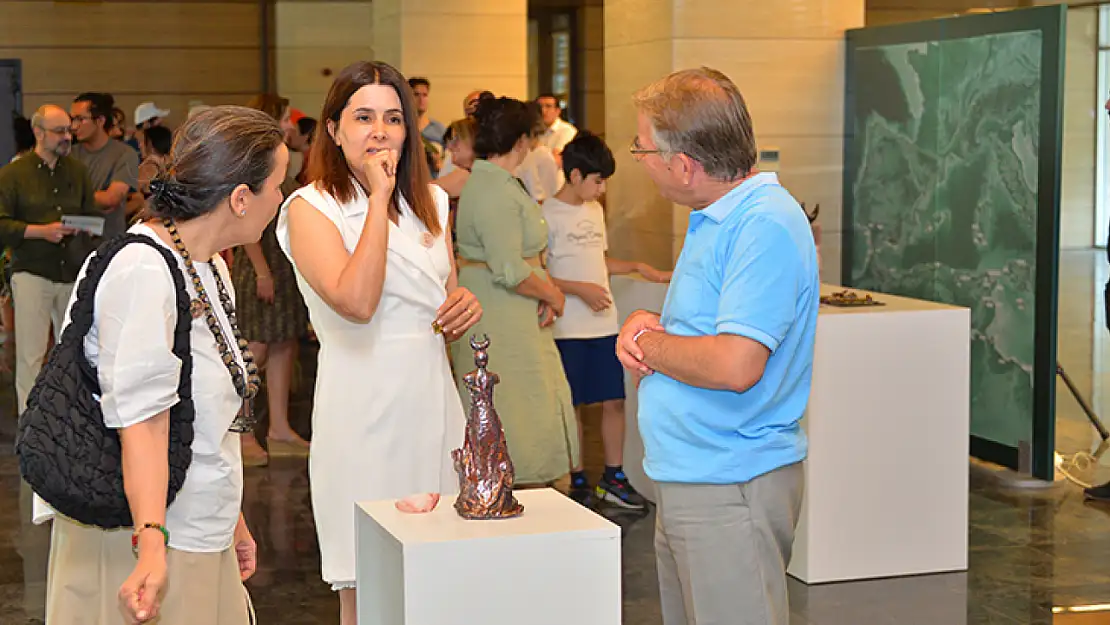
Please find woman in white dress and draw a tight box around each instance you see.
[277,61,483,624]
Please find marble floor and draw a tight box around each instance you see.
[4,250,1110,624]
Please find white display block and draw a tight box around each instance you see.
[609,278,971,584]
[355,488,621,625]
[608,275,668,504]
[789,286,970,583]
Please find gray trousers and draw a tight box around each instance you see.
[654,462,804,625]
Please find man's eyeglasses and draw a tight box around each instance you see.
[41,126,71,136]
[629,137,663,161]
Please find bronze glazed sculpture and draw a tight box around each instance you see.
[452,335,524,520]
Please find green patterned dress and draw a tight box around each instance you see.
[232,178,308,344]
[450,160,578,485]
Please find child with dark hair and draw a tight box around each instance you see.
[137,125,173,201]
[295,116,317,142]
[542,131,671,509]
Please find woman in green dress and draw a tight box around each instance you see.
[451,97,578,485]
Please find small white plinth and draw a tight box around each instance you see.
[355,488,621,625]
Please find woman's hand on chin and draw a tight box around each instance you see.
[395,492,441,514]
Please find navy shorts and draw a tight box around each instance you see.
[556,335,626,407]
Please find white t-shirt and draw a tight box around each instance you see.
[439,151,455,177]
[517,146,564,204]
[542,197,619,339]
[33,224,246,553]
[539,118,578,153]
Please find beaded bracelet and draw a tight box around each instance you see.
[131,522,170,558]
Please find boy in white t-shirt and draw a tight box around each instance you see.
[543,132,671,509]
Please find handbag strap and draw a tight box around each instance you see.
[61,233,193,399]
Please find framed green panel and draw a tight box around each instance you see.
[842,6,1065,479]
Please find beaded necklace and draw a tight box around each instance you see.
[163,218,261,430]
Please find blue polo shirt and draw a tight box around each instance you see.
[638,173,819,484]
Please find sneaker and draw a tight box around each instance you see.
[569,486,595,508]
[569,475,595,508]
[597,471,646,510]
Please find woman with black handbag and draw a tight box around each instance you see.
[20,106,289,624]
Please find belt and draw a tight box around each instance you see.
[457,255,545,271]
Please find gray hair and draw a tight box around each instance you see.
[632,67,757,181]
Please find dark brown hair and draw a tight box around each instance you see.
[148,106,284,221]
[74,92,116,131]
[306,61,438,236]
[472,97,535,159]
[246,94,289,122]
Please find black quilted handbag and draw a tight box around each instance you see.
[14,234,196,529]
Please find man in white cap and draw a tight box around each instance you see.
[127,101,170,152]
[134,101,169,129]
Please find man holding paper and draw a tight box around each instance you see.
[0,104,100,413]
[0,103,100,623]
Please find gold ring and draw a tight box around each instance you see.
[465,307,472,316]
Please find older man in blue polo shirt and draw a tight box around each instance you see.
[617,67,820,625]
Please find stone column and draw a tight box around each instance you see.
[274,1,375,116]
[578,4,606,136]
[604,0,864,282]
[373,0,528,126]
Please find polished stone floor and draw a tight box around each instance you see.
[4,250,1110,624]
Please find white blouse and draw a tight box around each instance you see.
[33,223,246,553]
[516,145,564,204]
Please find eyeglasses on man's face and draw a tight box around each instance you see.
[629,136,664,161]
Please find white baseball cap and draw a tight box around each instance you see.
[134,102,170,126]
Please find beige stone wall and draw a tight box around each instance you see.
[603,0,680,272]
[578,5,606,136]
[604,0,864,282]
[374,0,528,127]
[3,0,262,129]
[274,1,375,120]
[1060,6,1098,249]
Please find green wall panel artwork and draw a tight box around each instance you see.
[843,6,1064,478]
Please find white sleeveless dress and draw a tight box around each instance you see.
[276,182,465,589]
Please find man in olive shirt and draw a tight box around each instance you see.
[0,103,98,625]
[71,92,138,238]
[0,104,98,412]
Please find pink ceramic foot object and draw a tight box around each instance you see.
[395,493,441,514]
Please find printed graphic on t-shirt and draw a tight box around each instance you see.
[565,218,605,248]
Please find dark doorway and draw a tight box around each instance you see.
[0,60,23,165]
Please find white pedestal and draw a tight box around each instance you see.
[355,488,621,625]
[609,279,971,584]
[789,286,970,583]
[608,275,670,504]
